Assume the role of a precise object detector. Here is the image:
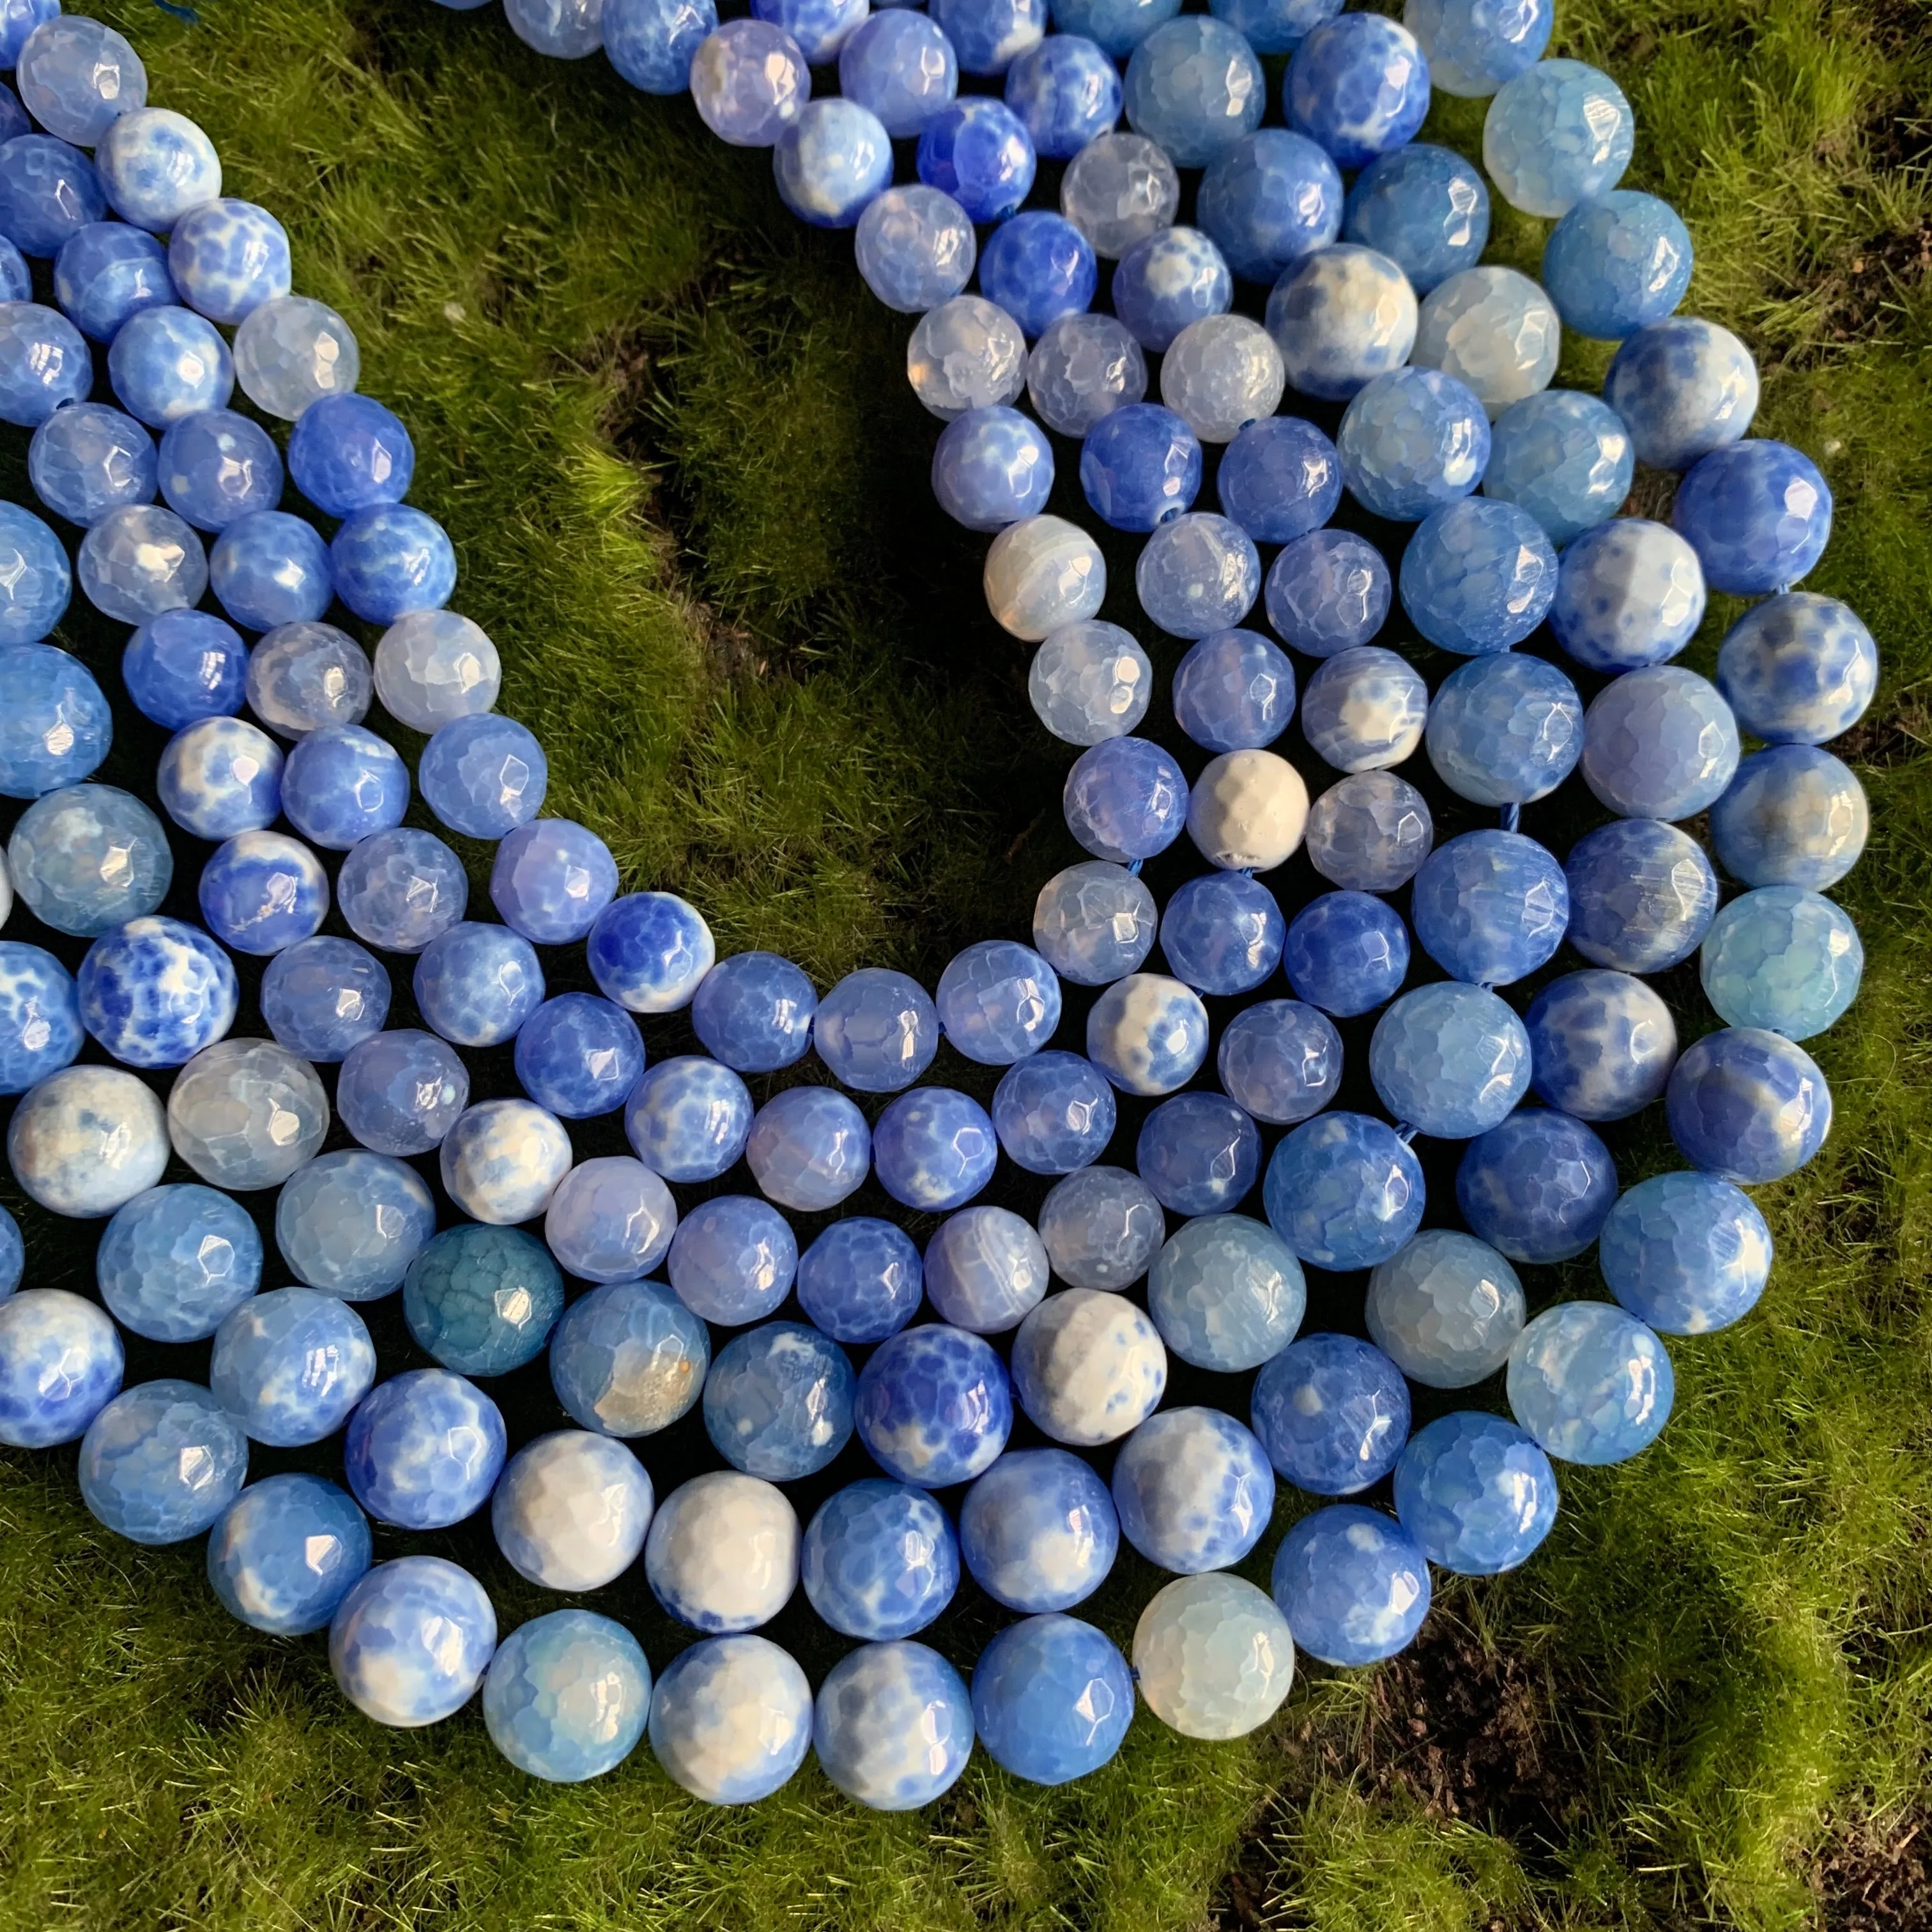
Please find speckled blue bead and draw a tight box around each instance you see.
[489,818,619,944]
[0,139,103,257]
[972,1612,1131,1783]
[689,19,809,147]
[27,401,157,526]
[1559,534,1707,690]
[797,1218,923,1344]
[855,1322,1011,1485]
[813,1641,972,1813]
[259,936,389,1061]
[1507,1300,1671,1464]
[1264,528,1391,657]
[1701,885,1862,1041]
[210,1287,376,1447]
[931,405,1054,530]
[543,1156,676,1284]
[1400,498,1556,654]
[623,1054,753,1181]
[0,1289,122,1445]
[337,1029,470,1154]
[78,502,206,622]
[1113,1406,1273,1572]
[1137,511,1260,638]
[208,511,334,631]
[667,1193,796,1326]
[1604,317,1759,471]
[1123,17,1263,167]
[120,609,243,730]
[1410,830,1568,988]
[958,1447,1117,1611]
[704,1321,854,1480]
[1147,1212,1305,1370]
[1052,0,1179,57]
[1342,144,1486,300]
[1031,860,1156,986]
[1004,34,1119,157]
[94,103,222,229]
[483,1608,652,1784]
[930,0,1044,73]
[1667,1023,1832,1183]
[1263,1110,1423,1268]
[1156,871,1282,998]
[1282,890,1409,1016]
[165,199,289,326]
[336,827,467,956]
[207,1474,371,1635]
[1581,665,1740,821]
[8,783,172,937]
[856,185,976,312]
[839,12,956,137]
[990,1048,1117,1174]
[1424,653,1581,806]
[1135,1092,1261,1216]
[1084,972,1209,1097]
[773,98,891,230]
[809,967,938,1094]
[1079,401,1201,532]
[330,505,456,624]
[1714,594,1876,745]
[1456,1107,1617,1264]
[1482,58,1631,217]
[1563,819,1716,974]
[1286,13,1430,169]
[328,1556,496,1728]
[157,716,284,840]
[1272,1503,1428,1664]
[915,98,1035,223]
[96,1183,260,1342]
[1063,735,1188,862]
[935,938,1061,1066]
[79,1379,246,1547]
[1476,388,1632,548]
[586,892,712,1017]
[1265,244,1418,404]
[413,923,544,1048]
[53,222,173,342]
[802,1479,958,1637]
[1337,366,1489,521]
[1393,1411,1555,1575]
[344,1368,507,1529]
[274,1149,434,1303]
[1216,997,1342,1126]
[1542,190,1692,342]
[873,1085,999,1209]
[77,916,236,1070]
[107,305,231,427]
[0,941,81,1094]
[1250,1331,1408,1493]
[548,1278,710,1437]
[274,723,404,851]
[977,211,1096,341]
[1027,614,1151,744]
[752,0,864,62]
[1195,128,1342,285]
[155,409,280,537]
[1598,1170,1771,1335]
[647,1634,811,1802]
[742,1084,869,1210]
[1364,1227,1522,1388]
[1112,226,1232,352]
[1710,744,1868,891]
[1368,981,1529,1139]
[514,993,646,1119]
[1671,439,1832,597]
[688,950,815,1074]
[1524,968,1676,1121]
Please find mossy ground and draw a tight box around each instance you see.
[0,0,1928,1926]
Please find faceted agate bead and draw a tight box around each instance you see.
[1250,1331,1409,1492]
[1080,401,1202,532]
[419,714,549,839]
[1399,497,1556,654]
[1216,997,1342,1124]
[1282,890,1408,1016]
[158,716,283,841]
[1012,1288,1166,1445]
[1456,1108,1617,1264]
[95,105,220,231]
[1134,1571,1295,1740]
[1525,968,1677,1119]
[1393,1411,1557,1575]
[330,505,456,624]
[960,1448,1118,1611]
[1036,1164,1165,1291]
[1365,1228,1524,1389]
[1216,417,1340,545]
[873,1085,998,1209]
[549,1279,709,1437]
[1300,647,1426,774]
[122,608,245,728]
[1160,314,1285,443]
[1672,440,1832,595]
[277,1149,434,1301]
[328,1556,496,1729]
[1343,142,1487,295]
[793,1221,921,1346]
[1171,629,1295,753]
[1052,0,1179,57]
[1121,17,1264,167]
[1064,735,1186,862]
[648,1636,813,1804]
[210,1287,375,1446]
[1159,871,1284,995]
[930,0,1043,74]
[96,1183,260,1343]
[1549,518,1706,673]
[1715,592,1877,745]
[915,99,1034,224]
[1264,529,1390,659]
[0,505,67,656]
[1032,860,1156,986]
[1059,128,1179,257]
[753,0,864,62]
[413,923,544,1048]
[1337,365,1489,520]
[1004,34,1121,157]
[1025,311,1146,436]
[1196,128,1342,285]
[936,939,1060,1065]
[0,940,82,1093]
[77,915,237,1070]
[855,1324,1012,1486]
[1369,981,1529,1139]
[0,1289,122,1446]
[689,19,809,147]
[260,937,389,1061]
[1605,316,1758,470]
[811,966,939,1091]
[624,1055,752,1181]
[1483,58,1632,217]
[1542,190,1693,341]
[991,1048,1117,1172]
[1598,1170,1772,1335]
[233,295,359,420]
[931,404,1054,530]
[1262,1110,1424,1268]
[1286,13,1430,169]
[54,222,174,344]
[1563,818,1716,973]
[107,306,231,427]
[772,99,891,230]
[1508,1301,1671,1464]
[490,820,619,944]
[666,1194,794,1326]
[343,1368,507,1530]
[1135,1092,1261,1216]
[688,950,814,1074]
[1425,654,1581,806]
[27,400,157,526]
[1147,1213,1305,1371]
[0,648,111,799]
[1404,0,1549,95]
[8,785,169,936]
[984,514,1105,639]
[79,1380,247,1547]
[1137,511,1259,637]
[801,1479,958,1639]
[924,1206,1050,1334]
[483,1609,652,1785]
[166,199,290,326]
[1266,244,1416,402]
[288,394,413,517]
[438,1099,571,1227]
[15,15,143,144]
[158,408,281,532]
[168,1039,329,1192]
[336,1029,470,1154]
[280,724,406,850]
[974,211,1095,351]
[542,1157,676,1285]
[704,1322,855,1480]
[1701,886,1861,1041]
[79,503,206,623]
[207,1473,371,1636]
[813,1642,974,1813]
[513,993,647,1118]
[198,831,328,956]
[1112,225,1232,353]
[1085,972,1208,1094]
[1271,1504,1429,1665]
[217,507,337,622]
[1482,389,1634,546]
[645,1470,799,1633]
[1581,665,1740,820]
[337,828,467,954]
[1029,619,1153,744]
[1666,1025,1831,1183]
[855,185,975,314]
[0,146,104,262]
[972,1613,1134,1787]
[1411,265,1560,420]
[839,13,957,138]
[588,892,714,1014]
[1111,1406,1274,1572]
[743,1085,870,1211]
[374,613,497,731]
[1710,744,1867,890]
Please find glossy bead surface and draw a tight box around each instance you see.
[1455,1107,1617,1263]
[275,1149,434,1302]
[121,608,243,728]
[79,501,207,624]
[418,714,548,840]
[0,146,103,261]
[1135,1091,1261,1215]
[979,210,1098,341]
[1133,1570,1295,1740]
[4,781,160,934]
[1250,1331,1408,1495]
[1598,1170,1772,1335]
[703,1321,854,1480]
[1481,388,1632,547]
[27,400,157,526]
[157,408,282,534]
[1542,188,1692,343]
[645,1470,799,1632]
[487,819,618,946]
[1282,889,1409,1017]
[971,1613,1133,1784]
[1262,1110,1423,1269]
[1342,145,1486,301]
[1524,968,1677,1120]
[1411,264,1559,420]
[1401,498,1556,656]
[400,1224,563,1378]
[1012,1287,1165,1446]
[208,518,330,637]
[1160,312,1286,443]
[412,923,544,1050]
[1369,981,1529,1138]
[689,20,808,146]
[772,98,891,231]
[1264,528,1391,657]
[167,1038,328,1192]
[854,184,976,313]
[931,404,1052,533]
[801,1480,958,1639]
[328,1556,496,1728]
[1114,1406,1273,1573]
[665,1193,795,1326]
[9,1062,169,1216]
[514,993,646,1121]
[1710,744,1868,891]
[1701,886,1861,1041]
[157,715,282,841]
[1666,1025,1832,1183]
[914,99,1034,225]
[1196,128,1342,285]
[1025,310,1146,437]
[1337,365,1489,521]
[0,1288,122,1445]
[690,950,815,1074]
[243,622,372,740]
[1563,818,1717,973]
[1059,128,1179,256]
[960,1447,1118,1611]
[740,1085,867,1211]
[330,505,456,624]
[279,724,406,850]
[548,1278,709,1438]
[1029,619,1153,744]
[206,1473,371,1635]
[1507,1300,1672,1464]
[482,1608,652,1784]
[1365,1227,1523,1388]
[855,1323,1011,1485]
[925,1204,1050,1332]
[95,105,220,230]
[1079,401,1202,532]
[935,938,1059,1066]
[1215,999,1340,1127]
[167,198,289,326]
[1402,0,1548,94]
[984,513,1107,638]
[647,1636,812,1804]
[930,0,1043,73]
[286,395,413,521]
[1111,225,1231,353]
[1604,316,1758,470]
[1581,664,1740,821]
[1137,510,1260,638]
[1392,1410,1557,1574]
[0,940,82,1093]
[990,1048,1118,1174]
[1266,244,1417,402]
[1269,1504,1429,1665]
[839,12,956,137]
[1004,33,1118,157]
[542,1156,675,1285]
[1121,17,1264,167]
[344,1368,506,1530]
[1549,518,1705,673]
[813,1641,972,1813]
[1423,652,1581,805]
[1715,592,1876,745]
[623,1054,752,1181]
[796,1219,923,1344]
[1084,971,1208,1096]
[337,1029,470,1155]
[1410,829,1567,987]
[1285,13,1430,169]
[337,827,468,955]
[1158,871,1284,996]
[53,221,172,342]
[232,294,360,420]
[209,1286,375,1446]
[1147,1213,1304,1371]
[1031,861,1156,987]
[585,892,712,1017]
[106,305,231,427]
[258,936,389,1062]
[438,1099,572,1226]
[1671,439,1832,595]
[1482,57,1632,217]
[873,1085,999,1209]
[17,16,146,144]
[77,915,235,1070]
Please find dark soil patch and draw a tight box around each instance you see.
[1818,1812,1932,1931]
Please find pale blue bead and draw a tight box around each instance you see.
[77,914,236,1070]
[1282,889,1408,1016]
[27,400,157,525]
[1342,142,1487,295]
[1197,128,1341,284]
[8,783,169,934]
[8,1062,168,1216]
[1028,618,1153,745]
[1598,1170,1772,1335]
[1264,528,1391,658]
[606,0,717,91]
[0,2,58,75]
[586,891,712,1015]
[94,104,221,228]
[277,723,406,850]
[744,1084,870,1209]
[1424,652,1581,806]
[1581,665,1740,821]
[1036,1169,1166,1294]
[484,1609,651,1784]
[1456,1107,1617,1263]
[1147,1213,1304,1371]
[1549,518,1705,674]
[1051,0,1178,57]
[1216,997,1341,1126]
[489,818,619,944]
[1158,871,1284,995]
[206,1473,371,1635]
[1402,0,1549,95]
[1543,190,1692,341]
[1480,390,1632,548]
[490,1430,654,1591]
[1216,425,1338,554]
[1004,34,1119,158]
[802,1480,958,1638]
[1399,498,1556,654]
[1085,971,1208,1094]
[0,940,80,1094]
[1287,14,1429,167]
[703,1321,854,1479]
[623,1054,752,1181]
[330,505,456,624]
[122,608,245,729]
[548,1278,710,1437]
[1411,829,1567,986]
[855,1322,1012,1485]
[1304,774,1430,898]
[344,1368,506,1528]
[438,1098,574,1227]
[873,1084,998,1208]
[167,1036,327,1192]
[773,98,892,231]
[1262,1110,1422,1268]
[165,198,289,326]
[1337,365,1490,521]
[1059,128,1180,260]
[337,827,467,956]
[1121,17,1263,167]
[1135,1091,1261,1215]
[991,1048,1117,1172]
[1524,968,1676,1120]
[157,408,281,534]
[1673,438,1833,597]
[647,1634,811,1802]
[209,511,334,631]
[1078,401,1201,532]
[210,1286,376,1447]
[1482,58,1632,218]
[515,993,646,1119]
[1363,1226,1522,1388]
[1112,1406,1273,1572]
[1604,316,1759,471]
[1265,244,1416,402]
[1063,734,1188,862]
[929,0,1043,74]
[15,15,144,144]
[977,210,1097,339]
[506,0,606,56]
[1031,859,1156,986]
[971,1613,1131,1784]
[796,1218,923,1343]
[931,404,1054,530]
[0,503,68,650]
[76,502,204,624]
[286,393,413,516]
[543,1156,675,1283]
[1562,818,1716,973]
[336,1029,470,1154]
[328,1556,496,1728]
[0,141,103,259]
[857,183,975,313]
[1271,1503,1429,1664]
[1417,259,1565,409]
[840,12,957,137]
[687,949,813,1073]
[79,1379,246,1546]
[259,936,390,1061]
[668,1193,796,1324]
[1393,1411,1556,1575]
[231,294,360,424]
[1170,630,1294,754]
[1701,885,1862,1041]
[813,1641,972,1812]
[1715,592,1876,746]
[1666,1024,1832,1183]
[960,1447,1117,1611]
[96,1183,261,1342]
[277,1149,435,1301]
[1369,981,1529,1138]
[107,305,231,427]
[689,19,809,147]
[1250,1331,1408,1493]
[53,221,174,342]
[0,1289,122,1445]
[1507,1300,1671,1464]
[1710,744,1868,891]
[914,97,1034,224]
[1136,510,1259,638]
[924,1204,1050,1332]
[413,922,545,1048]
[1111,225,1232,351]
[936,937,1061,1064]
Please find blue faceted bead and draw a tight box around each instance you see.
[606,0,718,90]
[752,0,864,60]
[489,818,620,944]
[1715,592,1878,746]
[0,502,68,648]
[259,937,390,1061]
[1086,972,1208,1095]
[78,915,237,1070]
[1251,1332,1408,1492]
[1262,1110,1423,1268]
[587,891,713,1015]
[1031,859,1157,986]
[855,1322,1012,1486]
[960,1447,1117,1610]
[744,1084,871,1210]
[936,937,1061,1065]
[1112,1405,1273,1572]
[0,299,89,428]
[1305,770,1433,894]
[1264,527,1391,656]
[797,1218,923,1343]
[543,1156,676,1283]
[413,922,544,1048]
[1112,225,1232,351]
[1159,870,1284,995]
[0,82,20,146]
[483,1608,652,1785]
[280,723,407,850]
[646,1634,811,1802]
[1581,664,1740,820]
[208,510,334,631]
[1701,885,1862,1041]
[1135,1091,1261,1215]
[1399,498,1555,654]
[1671,438,1832,596]
[1563,818,1717,973]
[106,305,231,427]
[624,1054,753,1181]
[931,404,1054,530]
[1598,1170,1772,1335]
[811,965,939,1092]
[972,1613,1131,1784]
[802,1479,958,1638]
[1411,829,1568,987]
[166,199,290,326]
[417,714,548,841]
[0,645,110,792]
[1121,17,1263,167]
[704,1321,855,1480]
[0,1289,122,1446]
[1064,734,1188,861]
[1604,316,1759,470]
[77,502,206,623]
[95,104,223,231]
[1404,0,1550,96]
[328,1556,496,1729]
[992,1048,1117,1173]
[122,609,245,728]
[15,15,145,144]
[514,993,646,1119]
[1393,1411,1556,1575]
[1215,416,1340,546]
[854,184,976,312]
[330,505,456,623]
[157,408,282,534]
[813,1641,973,1812]
[1364,1226,1522,1388]
[1270,1503,1429,1664]
[337,827,467,954]
[7,783,169,935]
[1483,389,1636,548]
[1666,1024,1831,1183]
[0,234,20,296]
[930,0,1044,73]
[1265,243,1418,402]
[344,1369,507,1529]
[1710,743,1868,891]
[1004,34,1119,158]
[1282,890,1409,1016]
[691,949,816,1073]
[336,1029,470,1154]
[53,222,174,341]
[1171,629,1296,754]
[96,1183,260,1342]
[1507,1300,1671,1464]
[1423,652,1582,806]
[1196,128,1342,284]
[0,137,104,257]
[0,3,56,77]
[548,1278,709,1437]
[1287,13,1429,169]
[1369,981,1530,1138]
[916,97,1035,223]
[1207,0,1337,52]
[1079,401,1202,532]
[1482,58,1632,218]
[1052,0,1179,57]
[1033,1172,1166,1300]
[0,940,81,1093]
[1456,1107,1618,1263]
[0,1206,17,1297]
[839,12,957,137]
[773,98,891,231]
[689,19,809,148]
[978,211,1096,340]
[210,1287,376,1447]
[1525,968,1676,1121]
[1342,141,1488,293]
[873,1085,998,1209]
[27,401,157,526]
[206,1473,371,1636]
[1147,1211,1305,1370]
[924,1205,1050,1333]
[439,1098,574,1228]
[79,1379,247,1547]
[286,392,413,516]
[668,1193,797,1324]
[1336,365,1489,521]
[1029,615,1150,746]
[277,1149,436,1301]
[1137,510,1259,638]
[1216,997,1342,1125]
[157,716,284,840]
[1542,190,1692,341]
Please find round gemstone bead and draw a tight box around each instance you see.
[931,404,1054,530]
[689,20,809,147]
[839,12,957,137]
[16,15,145,144]
[439,1098,572,1226]
[344,1368,507,1530]
[1133,1570,1295,1740]
[796,1218,924,1342]
[1113,1406,1273,1573]
[157,715,283,841]
[1301,772,1431,896]
[1169,630,1292,753]
[259,936,389,1061]
[1270,1503,1429,1665]
[1262,1110,1423,1268]
[1147,1213,1305,1371]
[505,0,603,57]
[0,940,80,1094]
[489,818,619,944]
[412,923,545,1048]
[1563,818,1716,972]
[77,915,235,1070]
[1063,735,1186,861]
[1080,401,1202,532]
[691,949,816,1072]
[240,622,369,740]
[157,408,281,533]
[1052,0,1179,57]
[1482,57,1632,217]
[915,98,1034,224]
[167,1038,328,1192]
[1034,1166,1164,1292]
[1059,127,1179,256]
[1216,997,1342,1125]
[418,714,549,839]
[1112,225,1232,352]
[907,293,1028,422]
[1671,438,1832,595]
[985,513,1107,638]
[0,143,104,261]
[336,1029,470,1154]
[1085,972,1209,1094]
[801,1480,959,1639]
[1337,365,1489,519]
[121,608,244,728]
[1025,310,1146,436]
[991,1048,1119,1172]
[336,827,467,955]
[1158,871,1284,995]
[872,1084,998,1208]
[95,104,220,229]
[1456,1107,1618,1263]
[1029,618,1153,744]
[936,937,1061,1064]
[330,505,456,623]
[106,305,231,427]
[96,1183,259,1343]
[586,892,713,1015]
[1159,312,1286,442]
[1424,652,1581,804]
[328,1556,496,1729]
[811,965,939,1091]
[930,0,1044,73]
[53,221,174,342]
[1365,1227,1523,1388]
[1266,244,1418,402]
[1197,128,1342,284]
[1399,496,1556,653]
[210,1287,374,1446]
[959,1447,1119,1611]
[1004,34,1119,157]
[279,723,407,850]
[1598,1170,1772,1335]
[232,294,358,420]
[1542,189,1692,341]
[1135,1091,1261,1215]
[1342,143,1487,300]
[1300,647,1427,774]
[1369,981,1529,1138]
[1393,1410,1556,1574]
[1251,1331,1409,1492]
[1264,526,1391,656]
[1482,388,1633,546]
[1013,1287,1165,1445]
[79,1379,245,1547]
[1581,664,1740,820]
[482,1609,652,1785]
[924,1205,1051,1333]
[1121,17,1264,167]
[1700,885,1861,1040]
[513,993,647,1119]
[744,1085,871,1210]
[0,514,65,664]
[0,646,111,799]
[8,783,171,938]
[1411,264,1560,419]
[1282,889,1408,1016]
[1522,967,1675,1121]
[972,1613,1133,1784]
[854,1324,1012,1486]
[1410,829,1568,986]
[548,1278,709,1436]
[1604,316,1759,470]
[0,1288,122,1445]
[78,502,206,622]
[647,1636,812,1804]
[623,1054,752,1181]
[1031,860,1156,986]
[27,400,157,525]
[978,210,1096,341]
[813,1641,972,1813]
[648,1471,797,1630]
[772,98,891,230]
[287,392,413,516]
[854,184,976,313]
[668,1193,797,1324]
[1549,518,1706,672]
[603,0,715,89]
[543,1156,676,1284]
[1666,1024,1832,1183]
[1710,744,1868,890]
[211,515,328,629]
[167,199,290,326]
[1286,13,1430,169]
[206,1473,371,1636]
[704,1322,855,1480]
[1186,747,1310,871]
[1715,592,1876,745]
[1402,0,1549,94]
[1508,1300,1672,1464]
[275,1149,434,1302]
[1216,426,1339,555]
[374,613,500,733]
[1136,510,1260,637]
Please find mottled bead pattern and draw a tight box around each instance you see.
[343,1368,506,1531]
[1666,1025,1832,1182]
[1400,497,1556,654]
[78,503,206,623]
[336,828,468,956]
[604,0,717,95]
[0,1289,123,1446]
[72,914,233,1070]
[1410,829,1567,986]
[1029,619,1153,744]
[17,17,146,146]
[1135,1091,1261,1213]
[1282,889,1409,1018]
[1054,0,1180,57]
[1403,0,1549,95]
[259,937,389,1062]
[1266,245,1418,401]
[438,1099,572,1225]
[1550,518,1705,673]
[404,1223,564,1376]
[1456,1107,1617,1264]
[1133,1572,1295,1740]
[27,399,158,525]
[1251,1331,1409,1493]
[1085,971,1208,1094]
[925,1205,1051,1331]
[1112,1406,1273,1572]
[1059,128,1179,256]
[688,19,809,147]
[1598,1170,1772,1335]
[1122,17,1263,167]
[1542,190,1692,340]
[971,1613,1134,1784]
[1710,744,1867,890]
[1035,1165,1165,1290]
[1481,388,1633,546]
[801,1479,959,1639]
[703,1322,855,1479]
[1263,1110,1424,1268]
[168,1038,328,1192]
[855,1324,1013,1485]
[210,1287,375,1447]
[1424,654,1579,808]
[95,106,220,231]
[1112,226,1232,353]
[1004,34,1120,158]
[1064,735,1187,862]
[839,12,957,138]
[54,224,174,346]
[813,1641,973,1811]
[960,1447,1119,1611]
[1013,1288,1167,1446]
[1563,818,1716,972]
[991,1048,1118,1172]
[0,939,81,1094]
[1159,871,1284,995]
[336,1029,468,1155]
[413,924,544,1049]
[330,505,457,624]
[1158,313,1285,441]
[1286,13,1430,170]
[1031,861,1156,986]
[8,1063,168,1216]
[1411,264,1559,419]
[167,199,290,326]
[1343,141,1487,294]
[419,715,549,839]
[855,185,976,314]
[745,1085,872,1210]
[1270,1505,1430,1665]
[1215,417,1340,548]
[1262,532,1390,663]
[1365,1227,1523,1388]
[1715,592,1876,744]
[548,1278,709,1437]
[5,779,158,925]
[279,724,406,851]
[233,294,358,420]
[1197,128,1341,285]
[1027,311,1146,435]
[1701,885,1861,1040]
[157,715,282,842]
[1080,401,1202,532]
[328,1556,496,1728]
[1524,968,1677,1119]
[206,1473,371,1635]
[1673,438,1834,597]
[489,819,618,944]
[1605,316,1758,470]
[0,148,104,263]
[772,99,891,230]
[624,1055,752,1181]
[1392,1411,1557,1574]
[1217,997,1342,1124]
[647,1635,812,1804]
[1508,1301,1673,1464]
[1300,647,1427,774]
[1337,365,1489,520]
[514,994,646,1121]
[1370,981,1529,1138]
[482,1609,652,1784]
[121,607,243,728]
[930,0,1043,75]
[1147,1213,1306,1370]
[276,1149,433,1301]
[645,1470,799,1632]
[1482,57,1632,217]
[107,305,231,427]
[796,1218,923,1343]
